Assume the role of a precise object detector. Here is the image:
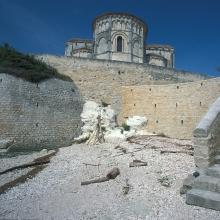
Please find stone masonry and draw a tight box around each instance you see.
[185,97,220,211]
[38,54,208,124]
[122,78,220,139]
[0,73,83,152]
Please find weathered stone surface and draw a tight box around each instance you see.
[193,97,220,168]
[206,165,220,178]
[0,73,83,152]
[186,189,220,211]
[180,174,196,194]
[122,79,220,139]
[194,97,220,137]
[37,55,208,124]
[193,175,220,193]
[215,155,220,164]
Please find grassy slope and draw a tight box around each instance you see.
[0,43,72,83]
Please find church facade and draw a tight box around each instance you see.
[65,12,175,68]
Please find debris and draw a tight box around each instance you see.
[86,115,105,145]
[113,147,146,157]
[83,163,101,167]
[74,101,117,144]
[126,116,147,131]
[158,176,172,187]
[0,150,58,194]
[160,150,193,156]
[81,167,120,186]
[129,159,148,167]
[114,145,127,154]
[122,179,130,195]
[0,150,57,175]
[180,174,196,194]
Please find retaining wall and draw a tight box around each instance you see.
[38,55,208,117]
[0,73,83,152]
[121,78,220,139]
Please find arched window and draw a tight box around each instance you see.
[117,36,123,52]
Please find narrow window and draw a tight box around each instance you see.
[200,101,202,106]
[154,104,157,108]
[117,36,123,52]
[181,120,183,125]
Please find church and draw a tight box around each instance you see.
[65,12,175,68]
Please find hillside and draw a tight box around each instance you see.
[0,44,72,82]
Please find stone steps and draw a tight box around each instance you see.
[193,175,220,193]
[186,189,220,211]
[206,164,220,178]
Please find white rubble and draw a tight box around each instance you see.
[75,101,148,144]
[126,116,147,131]
[81,100,116,132]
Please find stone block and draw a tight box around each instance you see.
[193,175,220,193]
[206,164,220,178]
[186,189,220,211]
[194,156,211,168]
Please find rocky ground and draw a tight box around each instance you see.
[0,135,220,220]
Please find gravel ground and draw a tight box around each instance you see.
[0,136,220,220]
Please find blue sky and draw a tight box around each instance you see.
[0,0,219,76]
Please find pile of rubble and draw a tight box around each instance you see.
[74,101,148,144]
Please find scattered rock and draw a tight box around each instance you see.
[129,159,148,167]
[122,179,131,195]
[158,175,172,187]
[180,174,196,194]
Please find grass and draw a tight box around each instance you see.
[0,43,72,83]
[122,123,130,131]
[101,100,109,107]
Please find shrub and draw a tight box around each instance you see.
[101,100,109,107]
[122,123,130,131]
[157,132,168,138]
[0,43,72,83]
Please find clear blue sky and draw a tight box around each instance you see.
[0,0,219,76]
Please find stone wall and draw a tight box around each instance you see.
[121,78,220,139]
[0,73,83,152]
[193,97,220,168]
[38,55,208,122]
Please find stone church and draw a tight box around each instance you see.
[65,12,175,68]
